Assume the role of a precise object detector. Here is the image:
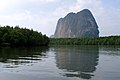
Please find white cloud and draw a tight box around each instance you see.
[0,0,17,11]
[0,0,57,11]
[51,0,120,36]
[0,10,57,35]
[27,0,56,2]
[41,0,56,3]
[0,0,119,36]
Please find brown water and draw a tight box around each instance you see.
[0,45,120,80]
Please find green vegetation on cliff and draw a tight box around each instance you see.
[0,25,49,46]
[50,36,120,45]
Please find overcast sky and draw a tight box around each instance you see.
[0,0,120,36]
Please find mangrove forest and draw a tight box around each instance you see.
[50,36,120,45]
[0,25,49,46]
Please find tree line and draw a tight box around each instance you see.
[50,36,120,45]
[0,25,49,46]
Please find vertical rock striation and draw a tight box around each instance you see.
[54,9,99,38]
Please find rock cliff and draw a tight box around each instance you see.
[54,9,99,38]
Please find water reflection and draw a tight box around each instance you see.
[99,46,120,56]
[54,45,99,79]
[0,47,49,68]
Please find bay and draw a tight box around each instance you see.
[0,45,120,80]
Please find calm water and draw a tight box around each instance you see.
[0,45,120,80]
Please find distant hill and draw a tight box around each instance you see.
[54,9,99,38]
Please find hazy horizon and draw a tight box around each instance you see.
[0,0,120,37]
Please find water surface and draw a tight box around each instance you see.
[0,45,120,80]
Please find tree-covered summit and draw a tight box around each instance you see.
[0,25,49,46]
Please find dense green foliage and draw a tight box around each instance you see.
[0,25,49,46]
[50,36,120,45]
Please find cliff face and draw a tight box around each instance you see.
[54,9,99,38]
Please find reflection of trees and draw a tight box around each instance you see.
[55,45,99,79]
[0,47,49,65]
[99,46,120,56]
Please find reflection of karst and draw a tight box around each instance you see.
[55,46,99,79]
